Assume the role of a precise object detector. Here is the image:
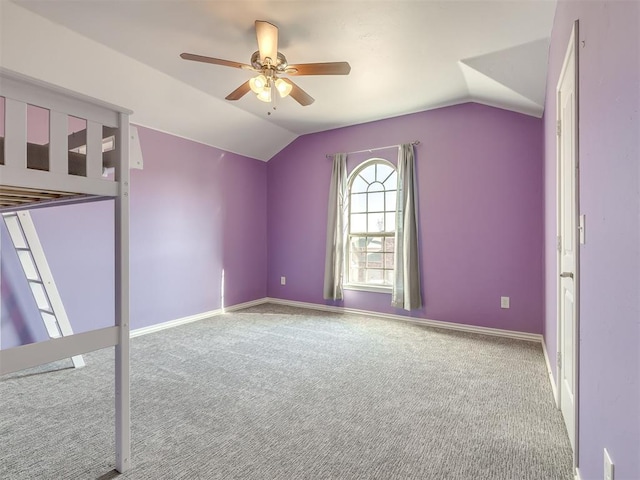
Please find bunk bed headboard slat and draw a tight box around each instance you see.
[87,121,104,179]
[4,98,27,169]
[49,110,68,174]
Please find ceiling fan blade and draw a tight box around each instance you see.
[255,20,278,65]
[180,53,253,70]
[225,80,252,101]
[284,79,315,106]
[286,62,351,76]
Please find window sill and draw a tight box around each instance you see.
[343,284,392,294]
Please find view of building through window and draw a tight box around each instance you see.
[347,159,397,288]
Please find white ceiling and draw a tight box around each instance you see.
[1,0,556,161]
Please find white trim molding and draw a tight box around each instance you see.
[131,296,544,344]
[130,298,268,338]
[542,339,559,408]
[224,298,269,313]
[575,467,582,480]
[130,309,222,338]
[266,297,543,343]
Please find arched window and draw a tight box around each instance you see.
[346,159,397,289]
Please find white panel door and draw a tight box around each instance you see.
[557,24,578,455]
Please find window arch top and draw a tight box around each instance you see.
[349,159,397,195]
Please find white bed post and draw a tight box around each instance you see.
[114,112,131,473]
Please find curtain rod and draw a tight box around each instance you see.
[325,141,420,159]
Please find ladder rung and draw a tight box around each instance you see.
[4,210,84,369]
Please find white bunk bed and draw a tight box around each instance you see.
[0,69,132,473]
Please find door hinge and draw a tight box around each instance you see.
[556,235,562,252]
[556,120,561,137]
[557,351,562,368]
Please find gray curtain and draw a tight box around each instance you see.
[323,153,347,300]
[392,144,422,310]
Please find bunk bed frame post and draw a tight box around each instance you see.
[114,112,131,473]
[1,70,135,472]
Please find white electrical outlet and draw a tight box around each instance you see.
[500,296,510,309]
[604,448,614,480]
[280,276,286,286]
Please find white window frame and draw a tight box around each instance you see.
[344,158,397,293]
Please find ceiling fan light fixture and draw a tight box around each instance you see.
[256,87,272,103]
[249,74,268,94]
[275,78,293,98]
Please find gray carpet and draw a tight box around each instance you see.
[0,303,573,479]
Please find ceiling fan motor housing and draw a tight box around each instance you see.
[251,51,289,72]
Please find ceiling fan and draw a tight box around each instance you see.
[180,20,351,106]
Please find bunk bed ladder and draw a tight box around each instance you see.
[2,211,85,368]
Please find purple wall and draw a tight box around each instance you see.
[128,127,267,327]
[544,1,640,478]
[267,103,544,334]
[1,125,267,346]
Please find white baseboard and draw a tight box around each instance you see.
[574,467,581,480]
[224,297,269,312]
[130,309,222,338]
[265,297,543,343]
[131,296,543,345]
[541,338,559,408]
[130,297,268,338]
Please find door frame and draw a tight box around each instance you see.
[556,20,580,470]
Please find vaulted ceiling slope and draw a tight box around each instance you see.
[1,1,556,161]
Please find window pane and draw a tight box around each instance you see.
[351,193,367,213]
[368,192,384,212]
[383,171,397,190]
[385,191,396,212]
[350,267,365,284]
[360,165,376,184]
[384,253,394,269]
[349,238,366,261]
[349,236,367,284]
[352,175,368,193]
[377,163,394,182]
[351,213,367,233]
[384,237,395,252]
[385,213,396,232]
[367,251,383,268]
[350,236,367,254]
[368,181,384,192]
[367,212,384,232]
[385,269,394,285]
[366,269,384,284]
[366,236,383,252]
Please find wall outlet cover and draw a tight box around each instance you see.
[500,296,510,309]
[280,276,286,286]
